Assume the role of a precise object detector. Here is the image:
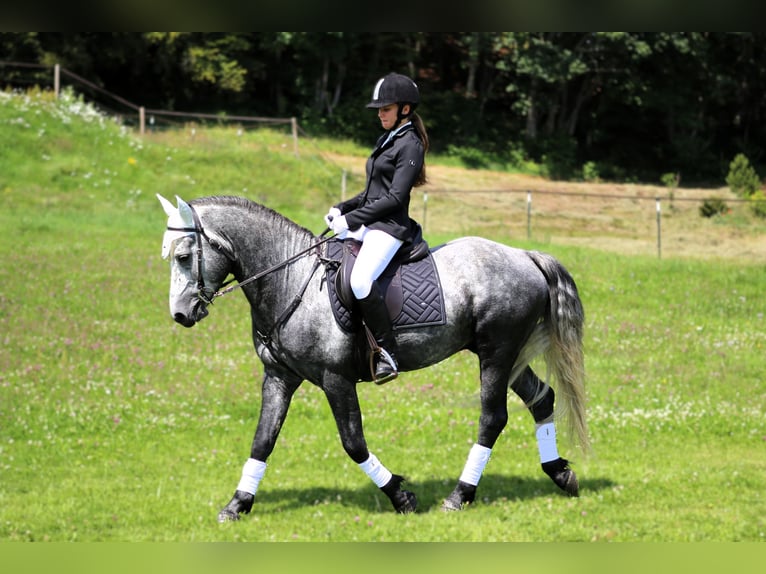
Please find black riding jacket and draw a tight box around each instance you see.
[335,123,424,243]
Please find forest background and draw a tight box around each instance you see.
[3,32,766,186]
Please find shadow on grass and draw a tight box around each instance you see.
[250,472,617,515]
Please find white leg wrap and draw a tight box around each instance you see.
[358,453,393,488]
[536,422,560,463]
[236,458,267,495]
[459,443,492,486]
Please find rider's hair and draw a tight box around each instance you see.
[409,111,429,187]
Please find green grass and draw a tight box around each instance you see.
[0,90,764,542]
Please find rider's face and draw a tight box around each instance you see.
[378,103,410,130]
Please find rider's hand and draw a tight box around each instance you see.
[324,207,341,228]
[330,214,349,238]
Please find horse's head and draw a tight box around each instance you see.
[157,194,234,327]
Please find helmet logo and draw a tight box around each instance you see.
[372,77,386,101]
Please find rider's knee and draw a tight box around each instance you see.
[350,272,373,299]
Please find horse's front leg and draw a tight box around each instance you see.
[322,374,416,514]
[218,369,301,523]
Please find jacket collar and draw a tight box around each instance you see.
[374,121,414,154]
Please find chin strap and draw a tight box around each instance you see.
[396,103,413,124]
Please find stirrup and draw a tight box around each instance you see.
[374,348,398,385]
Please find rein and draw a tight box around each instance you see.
[213,231,334,299]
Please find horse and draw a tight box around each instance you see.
[157,194,589,522]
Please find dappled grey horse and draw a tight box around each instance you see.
[158,194,589,522]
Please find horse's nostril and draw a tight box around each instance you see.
[173,313,197,328]
[173,313,195,327]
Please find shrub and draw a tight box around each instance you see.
[699,197,729,218]
[726,154,760,198]
[661,172,680,188]
[582,161,600,182]
[750,190,766,219]
[661,172,680,209]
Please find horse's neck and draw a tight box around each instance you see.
[206,202,315,309]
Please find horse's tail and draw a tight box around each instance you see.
[526,251,590,455]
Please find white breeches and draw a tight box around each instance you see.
[348,226,403,299]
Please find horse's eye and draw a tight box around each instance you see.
[176,253,190,263]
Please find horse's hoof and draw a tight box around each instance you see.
[441,494,465,512]
[441,480,476,511]
[217,490,254,523]
[557,469,579,497]
[383,489,416,513]
[380,475,417,513]
[391,489,417,513]
[542,458,580,497]
[217,508,240,523]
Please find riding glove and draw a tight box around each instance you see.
[330,214,349,237]
[324,207,341,227]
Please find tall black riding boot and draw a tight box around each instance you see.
[357,282,399,384]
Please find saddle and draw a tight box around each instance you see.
[323,238,446,334]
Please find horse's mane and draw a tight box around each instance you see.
[191,195,315,239]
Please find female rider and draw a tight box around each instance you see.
[325,73,429,384]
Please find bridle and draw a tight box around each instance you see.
[166,204,221,305]
[166,203,334,305]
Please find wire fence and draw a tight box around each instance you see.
[432,184,766,260]
[0,60,300,152]
[3,59,765,259]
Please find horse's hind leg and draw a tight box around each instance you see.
[442,358,510,511]
[511,366,579,497]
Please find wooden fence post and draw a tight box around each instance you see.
[291,117,299,157]
[656,197,662,259]
[527,191,532,240]
[54,64,60,99]
[139,107,145,136]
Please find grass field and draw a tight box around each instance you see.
[1,90,764,545]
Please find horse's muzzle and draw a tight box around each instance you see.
[173,300,209,327]
[173,312,196,327]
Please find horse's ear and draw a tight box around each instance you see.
[157,194,177,217]
[175,196,194,227]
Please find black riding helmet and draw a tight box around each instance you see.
[366,73,420,122]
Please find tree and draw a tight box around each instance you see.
[4,32,766,183]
